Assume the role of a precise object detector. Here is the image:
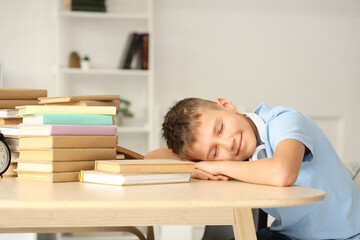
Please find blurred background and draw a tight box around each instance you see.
[0,0,359,239]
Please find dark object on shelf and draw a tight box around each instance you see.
[140,33,149,70]
[68,51,81,68]
[121,33,142,69]
[71,0,107,12]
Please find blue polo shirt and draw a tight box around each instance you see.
[254,103,360,240]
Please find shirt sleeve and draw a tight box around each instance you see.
[268,109,314,162]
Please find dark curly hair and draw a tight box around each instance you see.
[162,98,220,159]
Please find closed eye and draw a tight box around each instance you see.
[219,122,223,134]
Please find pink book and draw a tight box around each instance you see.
[18,125,117,136]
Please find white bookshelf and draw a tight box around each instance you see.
[52,0,158,155]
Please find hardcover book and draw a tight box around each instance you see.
[38,94,120,104]
[0,109,19,118]
[116,146,144,159]
[18,148,116,162]
[17,171,79,182]
[95,159,195,174]
[0,88,47,100]
[16,161,95,173]
[79,170,191,186]
[0,118,22,125]
[18,136,118,149]
[22,114,113,125]
[45,100,120,111]
[16,105,116,116]
[0,100,40,109]
[18,124,117,136]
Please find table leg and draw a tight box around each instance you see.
[232,208,256,240]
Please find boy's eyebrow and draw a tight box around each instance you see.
[206,117,219,160]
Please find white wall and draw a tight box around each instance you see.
[153,0,360,162]
[0,0,359,161]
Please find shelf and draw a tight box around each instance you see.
[60,68,149,77]
[117,126,149,134]
[59,11,148,20]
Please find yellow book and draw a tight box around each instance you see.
[18,148,116,162]
[95,159,195,174]
[17,171,79,182]
[16,105,116,116]
[18,136,118,149]
[38,94,120,104]
[80,170,191,186]
[45,100,121,111]
[16,161,95,173]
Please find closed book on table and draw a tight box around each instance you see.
[19,136,118,149]
[17,171,79,182]
[45,100,121,111]
[22,114,113,125]
[16,105,116,116]
[79,170,191,186]
[0,88,47,100]
[16,161,95,173]
[116,146,144,159]
[0,100,40,109]
[18,148,116,162]
[18,124,117,136]
[95,159,195,174]
[0,109,18,118]
[0,118,22,125]
[39,95,120,104]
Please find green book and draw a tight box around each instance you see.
[21,114,113,125]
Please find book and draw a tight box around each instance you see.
[140,33,149,70]
[22,114,113,125]
[0,109,19,118]
[0,100,40,109]
[0,127,19,136]
[122,33,142,69]
[95,159,195,174]
[4,136,19,149]
[116,146,144,159]
[18,136,118,149]
[18,148,116,162]
[18,124,117,136]
[38,94,120,104]
[79,170,191,186]
[16,161,95,173]
[2,162,17,177]
[16,105,116,116]
[17,171,79,182]
[44,100,120,111]
[0,118,22,125]
[0,88,47,100]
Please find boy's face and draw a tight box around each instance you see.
[186,99,257,161]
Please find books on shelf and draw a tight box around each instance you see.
[17,171,79,183]
[38,94,120,104]
[18,148,116,162]
[0,88,47,100]
[18,136,118,149]
[121,33,149,70]
[22,114,113,125]
[18,124,117,136]
[71,0,106,12]
[79,171,191,186]
[16,105,116,116]
[16,160,95,173]
[95,159,195,174]
[0,100,40,109]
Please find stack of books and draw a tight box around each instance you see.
[80,159,195,186]
[0,88,47,177]
[15,105,118,182]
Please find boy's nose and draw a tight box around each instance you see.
[219,137,235,151]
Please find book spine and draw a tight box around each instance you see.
[24,114,113,125]
[141,33,149,70]
[122,33,142,69]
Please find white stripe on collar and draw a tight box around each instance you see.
[244,112,265,144]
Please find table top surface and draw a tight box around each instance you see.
[0,178,326,209]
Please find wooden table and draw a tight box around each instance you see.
[0,178,325,240]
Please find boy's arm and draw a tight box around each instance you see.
[195,139,305,187]
[144,147,229,181]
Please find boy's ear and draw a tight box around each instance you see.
[216,98,237,112]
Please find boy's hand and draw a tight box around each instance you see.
[195,161,223,176]
[191,168,229,181]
